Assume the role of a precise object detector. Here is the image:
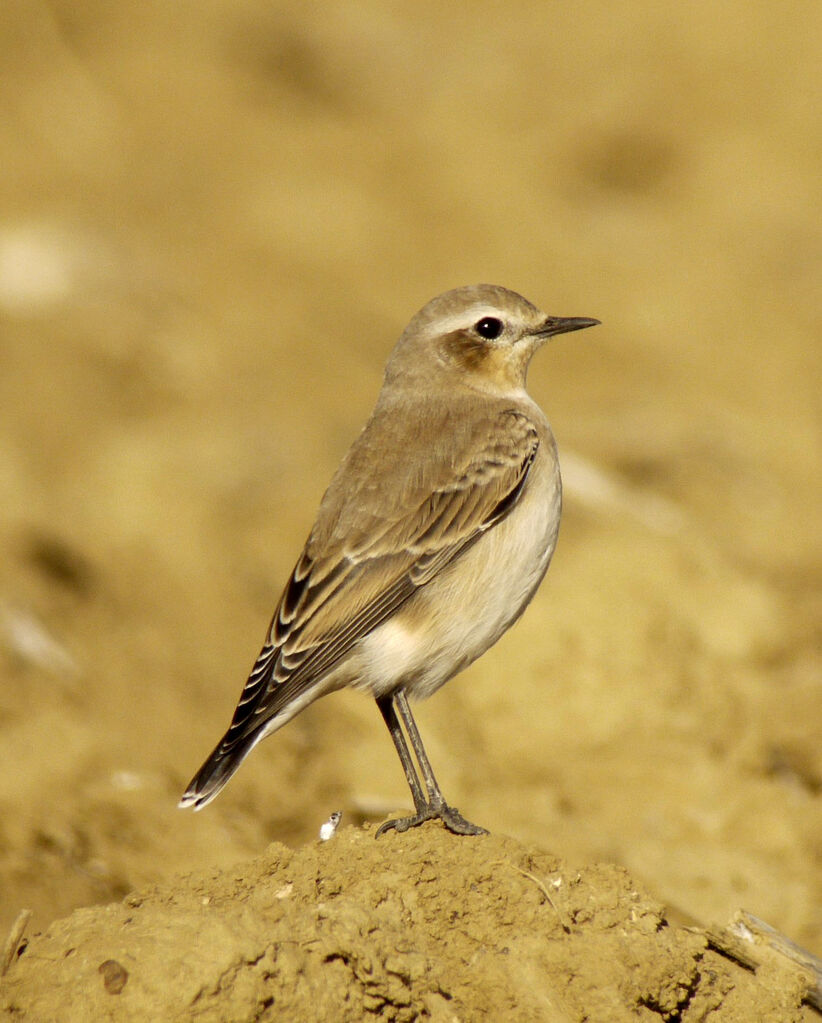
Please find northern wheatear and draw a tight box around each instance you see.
[180,285,599,836]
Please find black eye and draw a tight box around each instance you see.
[475,317,504,340]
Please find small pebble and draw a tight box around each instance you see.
[319,811,342,842]
[99,959,128,994]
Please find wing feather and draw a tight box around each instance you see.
[215,406,539,755]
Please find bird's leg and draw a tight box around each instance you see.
[375,693,428,817]
[376,690,488,837]
[395,691,488,836]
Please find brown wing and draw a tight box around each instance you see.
[206,407,539,765]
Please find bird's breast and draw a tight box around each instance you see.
[356,421,561,701]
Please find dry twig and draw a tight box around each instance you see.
[1,909,32,978]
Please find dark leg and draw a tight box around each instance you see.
[376,690,488,837]
[376,693,427,814]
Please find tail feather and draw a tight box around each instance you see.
[178,725,267,811]
[179,680,330,810]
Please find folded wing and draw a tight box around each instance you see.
[180,407,539,808]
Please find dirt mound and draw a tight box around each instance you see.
[1,826,810,1022]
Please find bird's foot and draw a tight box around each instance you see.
[437,804,488,836]
[376,801,488,838]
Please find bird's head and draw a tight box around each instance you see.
[386,284,599,395]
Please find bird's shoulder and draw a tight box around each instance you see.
[307,391,543,559]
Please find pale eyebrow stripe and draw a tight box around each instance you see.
[432,305,500,334]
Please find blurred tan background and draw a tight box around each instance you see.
[0,0,819,958]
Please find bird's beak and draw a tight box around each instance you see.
[536,316,601,339]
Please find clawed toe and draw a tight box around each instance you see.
[376,802,487,838]
[438,806,488,836]
[376,807,435,837]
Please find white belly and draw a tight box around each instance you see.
[354,441,561,700]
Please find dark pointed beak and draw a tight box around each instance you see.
[537,316,600,339]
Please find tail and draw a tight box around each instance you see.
[178,679,329,810]
[178,724,269,811]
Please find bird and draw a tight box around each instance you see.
[179,284,599,836]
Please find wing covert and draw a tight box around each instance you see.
[216,407,540,754]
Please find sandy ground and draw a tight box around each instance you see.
[0,1,820,1019]
[1,827,815,1021]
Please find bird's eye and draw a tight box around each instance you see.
[474,317,504,340]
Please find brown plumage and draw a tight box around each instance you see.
[180,284,598,835]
